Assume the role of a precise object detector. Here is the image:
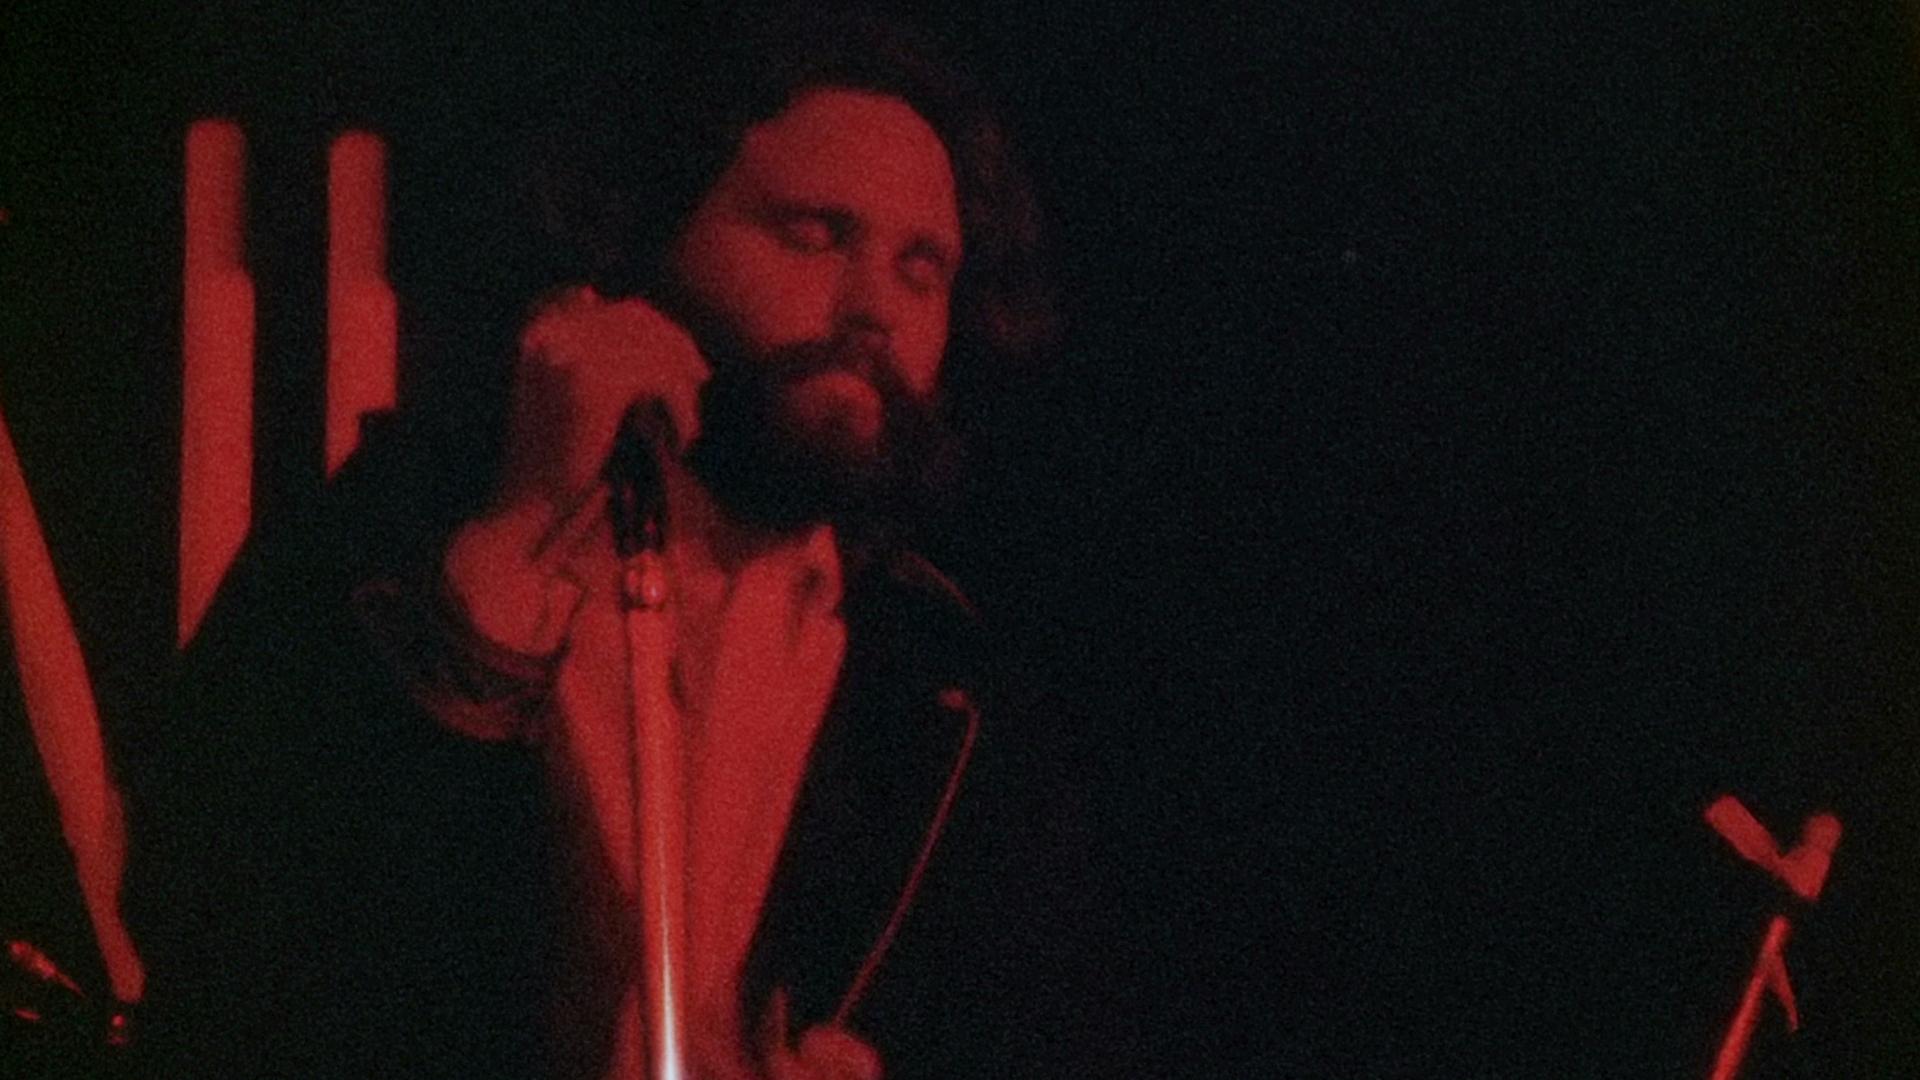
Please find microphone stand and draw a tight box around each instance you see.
[609,410,688,1080]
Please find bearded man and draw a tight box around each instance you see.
[126,8,1054,1079]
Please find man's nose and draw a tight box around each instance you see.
[834,250,899,348]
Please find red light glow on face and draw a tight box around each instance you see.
[669,89,960,399]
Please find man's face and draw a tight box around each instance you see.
[666,87,963,530]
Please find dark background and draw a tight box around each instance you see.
[5,1,1920,1075]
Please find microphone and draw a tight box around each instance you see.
[606,403,668,559]
[606,400,687,1080]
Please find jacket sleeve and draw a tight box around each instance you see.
[348,560,558,746]
[122,409,554,1079]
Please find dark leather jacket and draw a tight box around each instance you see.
[123,412,989,1079]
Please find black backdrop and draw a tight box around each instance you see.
[5,2,1919,1076]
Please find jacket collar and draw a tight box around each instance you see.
[740,547,984,1034]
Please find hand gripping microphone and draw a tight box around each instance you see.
[607,402,668,565]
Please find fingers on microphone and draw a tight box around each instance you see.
[531,484,610,568]
[763,987,794,1053]
[516,284,597,362]
[664,378,702,455]
[612,301,708,452]
[760,988,882,1080]
[796,1026,883,1080]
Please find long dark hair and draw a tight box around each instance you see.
[397,6,1055,525]
[526,5,1058,373]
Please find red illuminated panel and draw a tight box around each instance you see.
[0,399,146,1003]
[325,131,397,479]
[179,119,254,646]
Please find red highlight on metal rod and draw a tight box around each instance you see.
[180,119,254,647]
[1708,916,1797,1080]
[325,131,397,479]
[624,550,689,1080]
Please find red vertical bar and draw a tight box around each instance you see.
[0,397,146,1003]
[1708,916,1796,1080]
[180,119,254,646]
[325,130,397,478]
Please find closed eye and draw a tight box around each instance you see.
[765,206,847,254]
[899,240,956,295]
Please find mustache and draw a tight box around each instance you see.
[714,333,918,406]
[650,275,916,402]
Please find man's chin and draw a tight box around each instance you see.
[691,454,885,536]
[687,407,888,535]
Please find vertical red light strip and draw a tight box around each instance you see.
[325,131,397,479]
[180,119,254,646]
[1708,916,1797,1080]
[0,397,146,1003]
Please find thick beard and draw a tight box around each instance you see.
[683,331,958,537]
